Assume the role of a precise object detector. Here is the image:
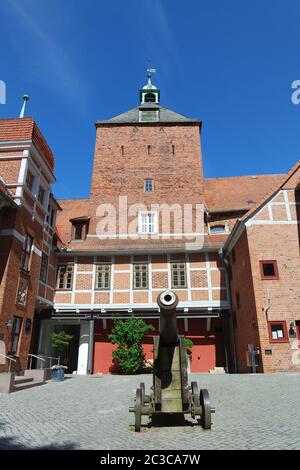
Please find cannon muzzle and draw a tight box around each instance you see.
[157,290,179,346]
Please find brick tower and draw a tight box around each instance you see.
[51,72,230,374]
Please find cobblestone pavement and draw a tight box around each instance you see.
[0,372,300,450]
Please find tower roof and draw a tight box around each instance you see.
[96,105,199,125]
[96,69,200,126]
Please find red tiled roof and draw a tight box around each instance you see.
[223,159,300,252]
[58,233,225,254]
[0,117,54,172]
[204,174,285,213]
[241,160,300,223]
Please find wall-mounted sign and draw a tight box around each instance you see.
[264,349,272,355]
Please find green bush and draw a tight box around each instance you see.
[110,318,154,374]
[51,331,73,364]
[184,338,194,357]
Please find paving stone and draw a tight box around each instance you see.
[0,372,299,450]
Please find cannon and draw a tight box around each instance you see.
[129,290,215,431]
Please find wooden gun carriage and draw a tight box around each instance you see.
[129,290,215,431]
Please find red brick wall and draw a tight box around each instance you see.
[0,205,44,373]
[246,218,300,372]
[229,230,261,372]
[229,188,300,372]
[88,124,204,247]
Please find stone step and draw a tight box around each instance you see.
[14,376,34,385]
[13,381,44,392]
[209,367,226,374]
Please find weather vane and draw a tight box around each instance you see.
[147,67,156,79]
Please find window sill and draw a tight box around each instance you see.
[15,303,27,310]
[138,232,158,236]
[269,339,289,344]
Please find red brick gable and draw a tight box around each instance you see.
[204,174,284,213]
[240,159,300,223]
[0,117,54,173]
[56,198,90,244]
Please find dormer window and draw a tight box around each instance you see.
[70,217,90,240]
[74,223,84,240]
[144,93,156,103]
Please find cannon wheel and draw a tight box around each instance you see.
[200,389,212,430]
[140,382,145,404]
[134,387,142,432]
[191,381,199,419]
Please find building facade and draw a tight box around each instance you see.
[0,118,59,373]
[0,76,299,375]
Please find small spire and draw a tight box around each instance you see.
[147,67,156,85]
[19,94,30,118]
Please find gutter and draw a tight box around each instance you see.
[218,247,238,373]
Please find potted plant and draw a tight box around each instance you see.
[51,330,73,379]
[51,364,68,381]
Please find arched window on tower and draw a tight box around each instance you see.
[144,93,156,103]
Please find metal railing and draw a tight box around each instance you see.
[27,354,60,370]
[0,353,17,372]
[27,354,45,370]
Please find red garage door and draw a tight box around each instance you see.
[184,318,226,372]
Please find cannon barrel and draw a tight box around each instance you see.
[157,290,179,346]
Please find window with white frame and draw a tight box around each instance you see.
[56,265,74,290]
[171,262,187,288]
[20,234,33,272]
[133,264,148,289]
[139,211,157,234]
[40,252,48,283]
[95,264,111,290]
[144,179,153,192]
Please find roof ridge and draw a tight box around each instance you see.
[240,159,300,223]
[204,173,284,182]
[96,105,199,124]
[57,197,90,201]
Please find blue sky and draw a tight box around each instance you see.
[0,0,299,199]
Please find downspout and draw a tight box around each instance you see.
[219,247,238,373]
[87,313,94,375]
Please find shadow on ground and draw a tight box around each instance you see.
[0,421,76,450]
[129,413,203,432]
